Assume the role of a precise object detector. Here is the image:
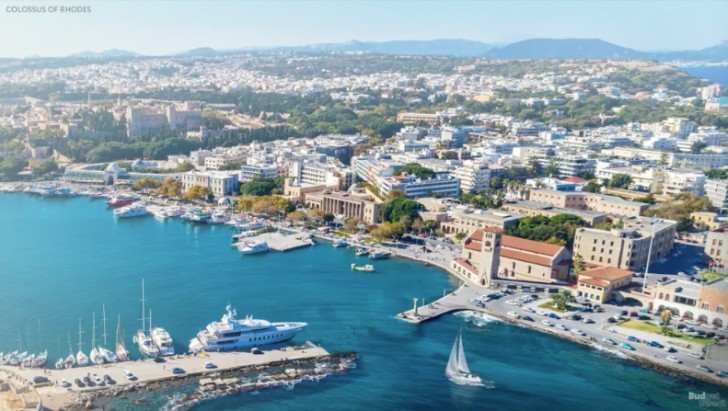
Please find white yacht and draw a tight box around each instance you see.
[446,330,482,386]
[151,327,175,356]
[188,305,307,353]
[238,240,269,255]
[114,204,149,218]
[76,319,89,367]
[99,305,118,363]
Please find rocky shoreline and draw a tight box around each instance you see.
[59,352,357,410]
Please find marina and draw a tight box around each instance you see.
[0,189,727,411]
[2,343,332,410]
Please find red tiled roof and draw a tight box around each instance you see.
[453,258,478,275]
[580,277,609,287]
[561,176,587,184]
[502,235,563,257]
[581,266,634,281]
[464,241,481,251]
[500,248,552,266]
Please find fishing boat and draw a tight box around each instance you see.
[99,305,118,363]
[76,319,89,366]
[209,212,229,225]
[446,330,482,386]
[133,280,161,358]
[369,250,390,260]
[351,263,375,272]
[355,248,369,257]
[333,239,347,248]
[115,315,130,362]
[89,312,105,365]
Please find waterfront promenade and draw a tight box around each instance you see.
[3,343,329,410]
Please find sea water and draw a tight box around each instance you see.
[0,193,725,411]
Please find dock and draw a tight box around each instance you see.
[397,284,482,323]
[2,343,329,410]
[238,232,315,252]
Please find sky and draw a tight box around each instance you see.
[0,0,727,58]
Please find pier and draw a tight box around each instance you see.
[397,285,482,323]
[2,343,329,410]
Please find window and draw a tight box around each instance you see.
[718,305,725,314]
[702,302,709,310]
[528,266,532,274]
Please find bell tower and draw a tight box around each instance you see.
[478,228,501,286]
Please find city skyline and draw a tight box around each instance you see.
[0,0,726,58]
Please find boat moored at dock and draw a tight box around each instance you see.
[369,250,390,260]
[106,194,138,208]
[114,204,149,218]
[238,240,269,255]
[188,305,307,353]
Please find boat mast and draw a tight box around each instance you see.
[91,312,97,351]
[140,279,147,335]
[67,331,73,356]
[102,305,108,347]
[77,318,83,353]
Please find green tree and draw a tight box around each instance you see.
[0,157,28,181]
[393,163,435,180]
[705,169,728,180]
[323,213,335,224]
[240,178,277,196]
[132,177,162,191]
[583,180,601,193]
[550,290,576,311]
[31,160,58,177]
[691,141,707,154]
[183,185,213,201]
[383,196,422,223]
[573,254,585,282]
[608,173,632,189]
[286,210,306,224]
[156,178,183,198]
[344,216,361,232]
[454,231,467,243]
[440,151,458,160]
[658,152,669,167]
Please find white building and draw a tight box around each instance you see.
[705,179,728,209]
[452,161,491,194]
[182,171,238,196]
[240,164,280,183]
[379,175,461,198]
[663,169,706,196]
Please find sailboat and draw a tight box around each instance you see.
[132,279,160,357]
[446,330,482,386]
[89,313,104,365]
[64,331,75,368]
[98,305,118,363]
[115,314,129,362]
[76,318,89,366]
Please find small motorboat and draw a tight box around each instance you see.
[351,263,375,272]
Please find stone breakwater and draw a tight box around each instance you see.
[61,352,358,410]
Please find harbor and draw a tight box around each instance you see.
[2,343,334,410]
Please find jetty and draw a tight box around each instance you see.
[397,284,482,323]
[2,343,330,410]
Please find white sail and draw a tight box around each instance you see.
[456,331,471,374]
[446,332,461,377]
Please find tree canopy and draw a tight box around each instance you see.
[240,178,277,196]
[393,163,435,180]
[381,196,422,224]
[607,173,632,189]
[505,214,587,247]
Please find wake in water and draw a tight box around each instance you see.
[454,310,502,328]
[590,342,628,359]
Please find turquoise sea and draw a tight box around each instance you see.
[0,193,726,410]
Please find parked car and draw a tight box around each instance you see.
[582,318,594,324]
[172,367,185,375]
[74,378,85,388]
[697,365,713,373]
[548,313,560,319]
[649,341,663,348]
[629,311,638,317]
[627,336,640,342]
[205,362,217,369]
[607,317,617,323]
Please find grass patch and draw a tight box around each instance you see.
[538,301,572,313]
[617,319,715,346]
[698,271,728,281]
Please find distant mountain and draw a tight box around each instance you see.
[301,39,495,57]
[485,38,646,59]
[55,38,728,61]
[69,49,140,58]
[176,47,219,57]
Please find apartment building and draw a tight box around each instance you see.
[530,189,649,217]
[663,169,706,196]
[705,179,728,209]
[240,164,280,183]
[288,161,353,191]
[573,218,676,272]
[452,161,490,194]
[396,112,442,125]
[705,228,728,266]
[576,266,635,303]
[379,175,460,198]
